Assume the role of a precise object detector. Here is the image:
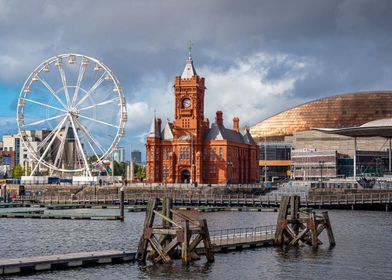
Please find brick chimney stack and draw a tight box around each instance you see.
[233,117,239,132]
[204,118,210,128]
[156,118,162,133]
[215,111,223,126]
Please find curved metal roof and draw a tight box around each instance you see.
[313,118,392,138]
[250,90,392,140]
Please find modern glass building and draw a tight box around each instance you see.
[258,142,291,181]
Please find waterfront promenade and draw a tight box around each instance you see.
[9,190,392,211]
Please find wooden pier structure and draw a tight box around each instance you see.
[137,197,215,264]
[0,195,337,276]
[274,196,335,248]
[13,191,392,211]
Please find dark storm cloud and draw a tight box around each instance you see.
[1,0,391,95]
[1,0,392,153]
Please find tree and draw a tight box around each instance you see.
[12,164,24,178]
[136,165,146,180]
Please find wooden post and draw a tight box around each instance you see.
[200,219,215,262]
[290,196,300,235]
[309,211,318,248]
[3,185,7,203]
[136,198,159,263]
[322,211,336,247]
[120,187,125,221]
[182,220,190,265]
[274,196,290,245]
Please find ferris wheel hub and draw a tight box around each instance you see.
[69,107,79,117]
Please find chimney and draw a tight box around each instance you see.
[233,117,239,132]
[215,111,223,126]
[156,118,162,133]
[204,118,210,128]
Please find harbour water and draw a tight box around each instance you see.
[0,209,391,279]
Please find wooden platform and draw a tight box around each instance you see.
[0,227,275,275]
[0,212,121,220]
[0,250,135,275]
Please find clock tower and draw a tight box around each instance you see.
[173,50,207,142]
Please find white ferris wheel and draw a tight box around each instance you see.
[16,53,127,177]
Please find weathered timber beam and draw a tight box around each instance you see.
[288,228,310,246]
[200,219,214,262]
[154,237,180,263]
[136,198,159,263]
[322,211,336,247]
[188,234,204,252]
[182,220,190,265]
[170,209,201,227]
[316,224,327,236]
[309,212,318,248]
[152,228,181,235]
[149,235,171,263]
[285,224,298,240]
[153,210,183,228]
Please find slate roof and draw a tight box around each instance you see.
[204,123,256,145]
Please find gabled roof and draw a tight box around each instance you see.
[162,121,174,140]
[204,123,257,145]
[241,130,256,145]
[204,123,224,140]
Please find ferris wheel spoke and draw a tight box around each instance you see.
[25,98,67,113]
[75,119,102,163]
[78,114,119,129]
[57,63,72,106]
[74,117,106,156]
[76,71,107,107]
[37,114,69,151]
[72,61,87,106]
[79,97,120,112]
[24,113,67,128]
[53,120,69,168]
[69,115,92,177]
[31,115,68,175]
[38,77,68,109]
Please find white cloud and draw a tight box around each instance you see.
[200,52,314,128]
[126,101,150,131]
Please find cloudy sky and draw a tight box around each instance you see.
[1,0,392,160]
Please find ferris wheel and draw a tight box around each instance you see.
[16,53,127,176]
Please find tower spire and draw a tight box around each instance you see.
[188,40,192,59]
[181,41,197,79]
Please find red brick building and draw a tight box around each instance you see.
[145,52,259,184]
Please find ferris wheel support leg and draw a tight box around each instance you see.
[30,115,68,176]
[69,115,92,178]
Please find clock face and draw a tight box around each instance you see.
[182,98,191,108]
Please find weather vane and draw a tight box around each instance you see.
[188,40,193,58]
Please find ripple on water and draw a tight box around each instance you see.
[0,209,391,280]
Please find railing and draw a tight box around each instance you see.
[209,225,275,246]
[12,191,392,206]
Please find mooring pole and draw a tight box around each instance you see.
[120,186,125,221]
[4,185,7,203]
